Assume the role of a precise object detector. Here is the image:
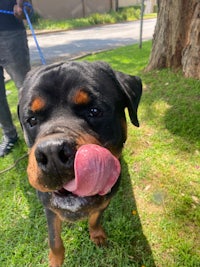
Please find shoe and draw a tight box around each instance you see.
[0,135,18,157]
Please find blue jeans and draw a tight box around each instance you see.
[0,30,30,139]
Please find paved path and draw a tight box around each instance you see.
[5,19,156,81]
[28,19,156,64]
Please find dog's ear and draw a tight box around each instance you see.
[114,71,142,127]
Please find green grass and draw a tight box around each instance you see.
[0,41,199,266]
[30,7,156,31]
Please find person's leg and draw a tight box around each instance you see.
[5,30,30,89]
[0,66,17,137]
[0,66,18,156]
[0,30,30,156]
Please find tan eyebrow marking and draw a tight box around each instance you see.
[73,89,90,105]
[31,97,45,112]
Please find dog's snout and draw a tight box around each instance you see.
[35,139,75,173]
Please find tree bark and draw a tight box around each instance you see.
[146,0,200,79]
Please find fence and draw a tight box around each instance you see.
[32,0,115,19]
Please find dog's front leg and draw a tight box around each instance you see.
[45,208,65,267]
[88,199,110,246]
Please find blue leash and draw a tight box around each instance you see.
[0,3,46,65]
[23,3,46,65]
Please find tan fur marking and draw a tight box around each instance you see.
[89,199,110,245]
[31,97,45,112]
[77,134,122,158]
[73,89,90,105]
[76,134,101,148]
[27,145,50,192]
[49,216,65,267]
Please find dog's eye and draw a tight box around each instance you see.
[89,108,103,118]
[27,117,38,127]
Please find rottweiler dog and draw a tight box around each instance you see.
[18,61,142,267]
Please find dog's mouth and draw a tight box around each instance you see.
[58,144,121,197]
[35,144,121,212]
[50,185,104,214]
[53,187,85,199]
[44,144,121,212]
[55,187,72,197]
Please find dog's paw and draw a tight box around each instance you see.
[49,248,65,267]
[89,226,107,246]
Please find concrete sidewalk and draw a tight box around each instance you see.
[5,19,156,81]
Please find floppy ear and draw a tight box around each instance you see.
[114,71,142,127]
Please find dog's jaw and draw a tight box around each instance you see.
[51,191,89,213]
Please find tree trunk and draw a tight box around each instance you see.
[146,0,200,79]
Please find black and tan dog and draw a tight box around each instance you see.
[18,61,142,267]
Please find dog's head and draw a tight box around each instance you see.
[18,61,142,198]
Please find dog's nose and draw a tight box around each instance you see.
[35,139,75,173]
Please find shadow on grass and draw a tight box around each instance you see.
[102,156,156,267]
[141,70,200,151]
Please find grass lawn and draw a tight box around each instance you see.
[0,41,199,267]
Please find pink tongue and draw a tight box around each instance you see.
[63,144,121,197]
